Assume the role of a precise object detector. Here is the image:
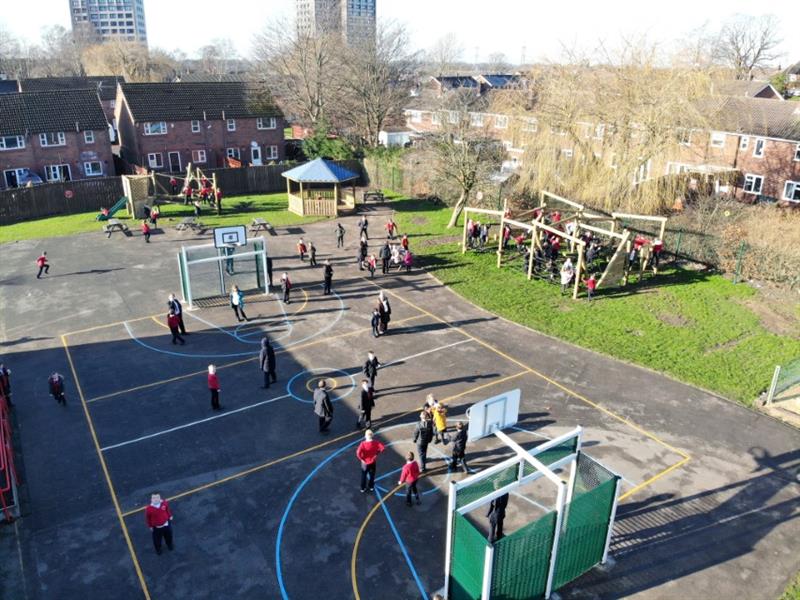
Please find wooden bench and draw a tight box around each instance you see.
[363,190,385,203]
[176,217,205,232]
[250,218,273,235]
[103,218,129,238]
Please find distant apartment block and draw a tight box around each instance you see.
[70,0,147,44]
[296,0,376,46]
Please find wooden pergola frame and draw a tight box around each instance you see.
[461,205,506,254]
[610,212,668,242]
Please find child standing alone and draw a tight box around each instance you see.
[398,451,421,506]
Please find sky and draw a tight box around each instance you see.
[3,0,800,65]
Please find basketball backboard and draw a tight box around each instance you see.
[465,388,521,442]
[213,225,247,248]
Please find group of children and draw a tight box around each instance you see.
[466,218,492,249]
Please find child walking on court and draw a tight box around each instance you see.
[432,398,448,444]
[167,310,185,345]
[36,252,50,278]
[336,223,345,248]
[356,429,385,493]
[297,238,307,261]
[398,451,422,506]
[281,272,292,303]
[371,307,381,338]
[208,365,221,410]
[230,285,248,321]
[142,220,151,243]
[48,372,66,405]
[145,492,174,555]
[308,241,317,266]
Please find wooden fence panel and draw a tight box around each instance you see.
[0,177,124,225]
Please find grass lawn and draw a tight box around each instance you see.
[0,193,323,244]
[782,572,800,600]
[390,197,800,404]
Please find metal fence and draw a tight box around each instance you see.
[0,177,124,225]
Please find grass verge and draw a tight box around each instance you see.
[782,572,800,600]
[391,197,800,404]
[0,193,323,244]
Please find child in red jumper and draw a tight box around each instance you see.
[398,451,421,506]
[166,310,185,345]
[145,492,174,554]
[36,252,50,278]
[356,429,385,493]
[141,220,151,243]
[208,365,221,410]
[585,273,597,301]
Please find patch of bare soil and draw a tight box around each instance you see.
[411,216,428,225]
[657,313,694,327]
[418,235,461,248]
[740,296,800,339]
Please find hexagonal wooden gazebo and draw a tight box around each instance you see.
[282,158,359,217]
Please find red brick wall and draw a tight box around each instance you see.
[117,110,285,172]
[0,128,116,189]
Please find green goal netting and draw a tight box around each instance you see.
[768,357,800,404]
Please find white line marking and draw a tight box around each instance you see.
[101,393,291,451]
[380,339,472,369]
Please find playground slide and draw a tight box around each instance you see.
[96,196,128,221]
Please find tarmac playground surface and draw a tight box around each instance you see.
[1,205,799,600]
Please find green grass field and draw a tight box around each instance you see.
[782,573,800,600]
[0,193,323,244]
[391,197,800,404]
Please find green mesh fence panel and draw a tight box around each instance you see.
[490,510,557,600]
[573,453,616,495]
[178,252,189,302]
[522,437,578,477]
[775,357,800,397]
[450,513,489,600]
[456,463,519,510]
[552,476,618,590]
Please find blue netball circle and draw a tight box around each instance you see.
[286,368,356,403]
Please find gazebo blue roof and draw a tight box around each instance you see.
[281,158,359,183]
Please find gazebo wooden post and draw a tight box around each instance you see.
[286,177,291,199]
[573,242,585,300]
[299,181,304,215]
[334,183,339,216]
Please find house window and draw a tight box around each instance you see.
[678,129,691,146]
[191,149,207,163]
[784,181,800,201]
[594,124,605,140]
[0,135,25,150]
[522,118,537,133]
[739,136,748,151]
[84,130,95,144]
[753,138,765,158]
[633,159,652,184]
[743,173,763,194]
[710,131,726,148]
[561,148,573,159]
[257,117,277,130]
[448,111,459,124]
[667,162,691,175]
[794,143,800,161]
[191,120,200,133]
[226,147,240,159]
[83,161,102,176]
[431,112,441,125]
[409,111,422,124]
[227,119,236,131]
[266,145,278,160]
[44,164,71,182]
[39,132,66,147]
[494,115,508,129]
[470,113,484,127]
[147,152,163,168]
[143,122,167,135]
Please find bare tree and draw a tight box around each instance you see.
[422,92,506,227]
[426,33,463,76]
[486,52,511,73]
[713,14,782,79]
[39,25,85,76]
[252,18,345,126]
[338,21,419,147]
[198,38,238,76]
[82,39,150,81]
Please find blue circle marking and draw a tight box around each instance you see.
[286,368,356,404]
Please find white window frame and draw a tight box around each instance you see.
[739,136,749,151]
[39,132,66,147]
[256,117,277,130]
[470,113,484,127]
[191,149,207,163]
[226,147,240,159]
[678,129,691,146]
[494,115,509,130]
[753,138,765,158]
[147,152,163,168]
[783,180,800,202]
[594,124,605,140]
[143,121,167,136]
[794,143,800,161]
[743,173,763,194]
[448,111,459,124]
[710,131,726,148]
[44,164,71,182]
[227,118,236,131]
[431,112,441,125]
[191,120,201,133]
[522,118,538,133]
[633,159,652,184]
[84,130,95,144]
[83,161,102,176]
[409,110,422,124]
[666,162,691,175]
[561,148,573,159]
[266,145,278,160]
[0,135,25,151]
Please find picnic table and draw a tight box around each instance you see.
[103,218,129,238]
[176,217,205,232]
[250,218,273,234]
[363,190,385,203]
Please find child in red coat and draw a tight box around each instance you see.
[398,451,421,506]
[208,365,221,410]
[145,492,174,554]
[142,220,151,243]
[166,310,185,345]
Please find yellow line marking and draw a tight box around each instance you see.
[619,456,691,501]
[120,370,529,516]
[150,316,169,330]
[86,314,427,404]
[62,314,158,337]
[364,278,693,491]
[351,483,403,600]
[61,335,151,599]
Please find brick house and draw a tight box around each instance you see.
[18,76,124,128]
[0,89,115,189]
[713,80,783,100]
[115,82,285,173]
